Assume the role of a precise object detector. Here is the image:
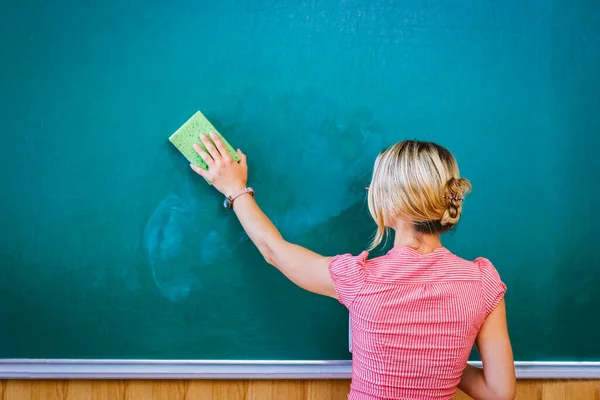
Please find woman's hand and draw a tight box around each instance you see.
[190,132,248,197]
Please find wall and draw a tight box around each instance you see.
[2,380,599,399]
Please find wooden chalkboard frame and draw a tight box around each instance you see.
[0,360,599,379]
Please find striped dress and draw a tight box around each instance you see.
[328,245,507,400]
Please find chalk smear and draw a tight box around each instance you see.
[144,194,199,302]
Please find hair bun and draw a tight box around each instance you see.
[440,177,472,225]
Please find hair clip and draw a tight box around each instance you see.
[444,195,464,202]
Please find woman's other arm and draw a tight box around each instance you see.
[458,299,516,400]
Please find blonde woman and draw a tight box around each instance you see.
[191,133,516,400]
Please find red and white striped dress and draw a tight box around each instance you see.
[329,245,506,400]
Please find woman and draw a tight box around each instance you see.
[190,133,516,400]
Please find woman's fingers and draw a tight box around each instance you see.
[191,134,248,195]
[199,133,221,162]
[237,149,247,168]
[190,163,209,180]
[210,132,233,163]
[193,143,215,168]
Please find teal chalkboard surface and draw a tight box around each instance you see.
[0,0,599,371]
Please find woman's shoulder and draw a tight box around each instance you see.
[470,255,503,280]
[440,248,502,275]
[329,250,370,268]
[432,248,506,285]
[467,255,507,315]
[441,249,507,315]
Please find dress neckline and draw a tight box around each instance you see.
[386,244,449,257]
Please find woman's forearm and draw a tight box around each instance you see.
[231,193,335,297]
[459,363,515,400]
[231,192,284,264]
[458,364,489,399]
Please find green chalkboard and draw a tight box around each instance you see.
[0,0,599,363]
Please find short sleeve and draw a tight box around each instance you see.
[328,251,368,308]
[475,257,507,317]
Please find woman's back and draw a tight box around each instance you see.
[330,245,506,400]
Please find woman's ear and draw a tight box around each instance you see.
[383,214,397,228]
[382,214,390,227]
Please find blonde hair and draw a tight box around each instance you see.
[367,140,472,250]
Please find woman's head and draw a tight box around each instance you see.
[367,140,471,249]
